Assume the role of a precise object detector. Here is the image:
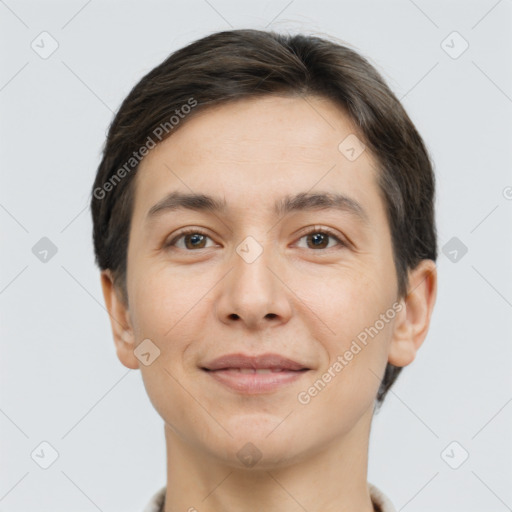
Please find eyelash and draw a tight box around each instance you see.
[165,226,347,251]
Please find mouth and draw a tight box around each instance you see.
[204,368,307,373]
[202,367,309,394]
[200,353,310,394]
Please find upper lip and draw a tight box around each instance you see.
[202,353,308,371]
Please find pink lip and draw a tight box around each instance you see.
[202,352,308,371]
[201,352,310,394]
[205,368,309,394]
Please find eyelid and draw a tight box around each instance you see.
[293,225,348,249]
[164,227,215,249]
[165,224,349,252]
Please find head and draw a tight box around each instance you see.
[91,29,437,466]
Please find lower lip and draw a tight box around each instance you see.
[204,368,309,394]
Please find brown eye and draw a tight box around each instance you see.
[165,229,214,250]
[182,233,207,249]
[296,228,345,250]
[307,232,329,249]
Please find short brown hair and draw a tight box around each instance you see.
[90,29,437,406]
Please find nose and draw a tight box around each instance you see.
[214,238,293,330]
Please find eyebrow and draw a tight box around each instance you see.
[146,190,369,224]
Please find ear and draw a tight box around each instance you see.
[388,259,437,367]
[100,270,139,370]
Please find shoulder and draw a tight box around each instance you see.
[141,485,166,512]
[368,482,397,512]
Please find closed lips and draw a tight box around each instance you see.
[201,353,311,394]
[201,353,310,372]
[207,368,308,373]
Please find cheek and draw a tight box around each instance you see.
[300,314,395,426]
[295,262,396,384]
[128,259,205,335]
[297,263,389,335]
[129,268,210,431]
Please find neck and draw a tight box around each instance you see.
[163,404,376,512]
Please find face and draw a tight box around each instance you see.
[104,95,430,469]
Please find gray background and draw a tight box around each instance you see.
[1,0,511,511]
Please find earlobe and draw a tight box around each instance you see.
[100,270,140,370]
[388,259,437,367]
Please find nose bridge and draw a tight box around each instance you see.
[215,232,291,327]
[232,233,276,302]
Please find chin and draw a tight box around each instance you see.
[208,425,309,471]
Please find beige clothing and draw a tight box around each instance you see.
[142,482,396,512]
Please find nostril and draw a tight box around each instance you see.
[265,313,277,319]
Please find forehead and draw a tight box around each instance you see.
[133,94,382,219]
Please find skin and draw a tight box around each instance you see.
[101,94,437,512]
